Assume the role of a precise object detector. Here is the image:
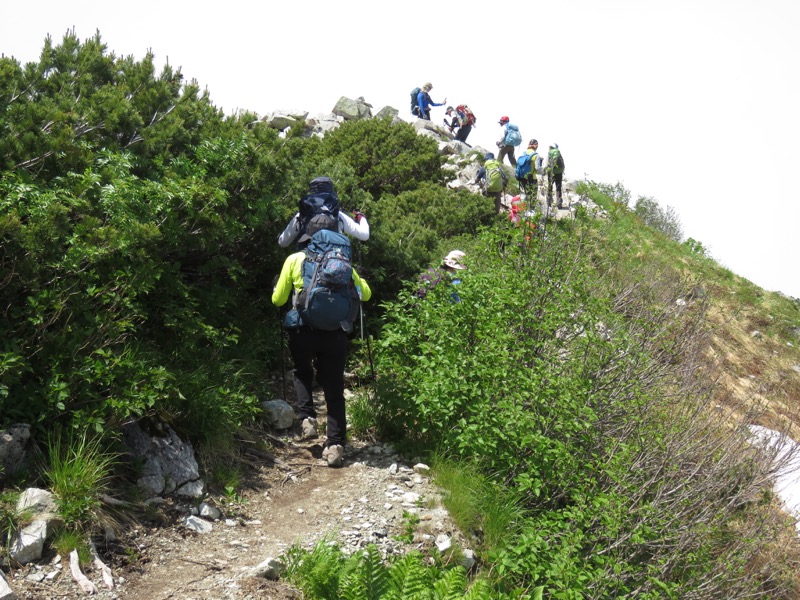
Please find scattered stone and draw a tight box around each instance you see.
[247,557,285,580]
[461,548,476,570]
[402,491,421,504]
[181,515,213,534]
[199,502,222,520]
[413,463,430,475]
[374,106,400,121]
[435,534,452,552]
[0,571,16,600]
[751,330,762,339]
[261,399,295,430]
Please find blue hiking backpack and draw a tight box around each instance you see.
[410,87,421,116]
[516,153,534,179]
[505,124,522,147]
[295,229,361,332]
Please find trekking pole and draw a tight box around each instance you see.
[279,315,287,401]
[361,307,377,384]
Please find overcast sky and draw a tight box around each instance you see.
[3,0,799,298]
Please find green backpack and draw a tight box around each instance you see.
[549,148,565,174]
[485,159,507,193]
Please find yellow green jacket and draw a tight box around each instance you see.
[271,252,372,307]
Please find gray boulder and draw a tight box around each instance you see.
[374,106,400,121]
[9,488,63,564]
[305,112,344,137]
[332,96,373,121]
[9,519,48,565]
[261,399,295,430]
[247,556,285,580]
[121,422,204,498]
[262,110,309,131]
[0,424,30,481]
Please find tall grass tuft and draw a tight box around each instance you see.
[44,430,116,532]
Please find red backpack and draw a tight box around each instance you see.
[457,104,476,127]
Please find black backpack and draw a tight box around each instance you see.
[298,192,339,243]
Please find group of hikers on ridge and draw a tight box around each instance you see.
[273,88,568,467]
[410,83,566,212]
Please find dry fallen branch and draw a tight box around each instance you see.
[89,542,114,590]
[69,549,97,595]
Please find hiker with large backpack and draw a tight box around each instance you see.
[444,104,476,144]
[416,250,467,303]
[272,216,373,468]
[474,152,508,214]
[545,143,566,209]
[496,116,522,168]
[278,177,370,249]
[515,139,543,198]
[411,82,446,121]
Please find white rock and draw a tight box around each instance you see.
[0,570,16,600]
[181,515,213,534]
[199,502,222,520]
[248,557,285,580]
[402,491,421,503]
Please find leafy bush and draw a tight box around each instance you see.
[634,195,684,242]
[315,118,445,200]
[374,218,800,597]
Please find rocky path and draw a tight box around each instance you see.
[5,432,467,600]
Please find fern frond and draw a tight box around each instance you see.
[432,566,467,599]
[338,545,390,600]
[388,552,432,598]
[463,578,493,599]
[283,538,344,599]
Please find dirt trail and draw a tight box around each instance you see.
[8,431,461,600]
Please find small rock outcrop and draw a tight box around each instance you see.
[9,488,62,565]
[0,424,30,482]
[121,422,204,498]
[261,399,295,430]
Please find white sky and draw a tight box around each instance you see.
[3,0,799,298]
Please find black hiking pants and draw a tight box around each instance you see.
[455,124,472,143]
[547,172,563,204]
[288,327,349,447]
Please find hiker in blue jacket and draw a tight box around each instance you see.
[416,83,446,121]
[516,139,541,198]
[496,116,520,168]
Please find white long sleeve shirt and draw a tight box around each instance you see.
[277,212,370,248]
